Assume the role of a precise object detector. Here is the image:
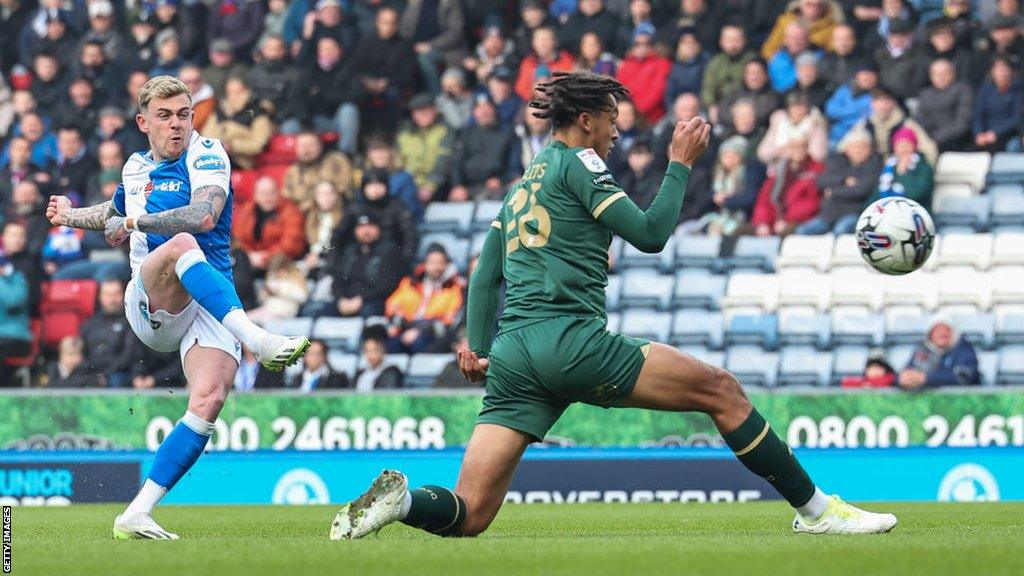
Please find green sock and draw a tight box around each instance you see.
[722,408,816,508]
[400,486,467,537]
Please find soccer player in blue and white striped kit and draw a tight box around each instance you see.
[46,76,310,539]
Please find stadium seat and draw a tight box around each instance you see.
[830,234,865,270]
[934,196,990,231]
[472,200,504,231]
[256,163,290,187]
[831,269,884,310]
[778,312,831,349]
[619,238,674,272]
[952,312,996,350]
[832,310,885,347]
[883,272,938,310]
[884,309,932,345]
[987,153,1024,184]
[778,269,830,310]
[231,169,258,204]
[725,314,778,349]
[406,354,453,388]
[979,351,998,387]
[725,346,778,387]
[419,233,470,269]
[726,236,781,272]
[935,151,991,192]
[935,268,990,310]
[721,273,779,311]
[263,317,314,339]
[995,309,1024,345]
[886,344,916,372]
[606,312,622,333]
[605,274,623,312]
[670,310,724,349]
[996,346,1024,385]
[775,235,833,272]
[327,352,360,379]
[255,134,298,165]
[832,346,869,384]
[40,309,83,349]
[991,233,1024,267]
[931,183,975,209]
[621,309,671,342]
[311,317,364,352]
[990,192,1024,228]
[673,234,721,270]
[41,279,98,318]
[777,346,832,387]
[422,202,474,235]
[672,270,727,309]
[991,268,1024,306]
[935,233,992,270]
[620,270,674,310]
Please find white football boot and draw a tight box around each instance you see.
[330,470,408,541]
[112,512,180,540]
[256,334,311,372]
[793,495,898,535]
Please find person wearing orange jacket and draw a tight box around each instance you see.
[515,26,576,101]
[384,243,465,354]
[232,176,308,272]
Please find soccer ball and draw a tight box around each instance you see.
[855,197,935,275]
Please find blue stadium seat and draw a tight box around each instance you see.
[990,192,1024,228]
[406,354,454,388]
[472,200,504,231]
[726,346,779,387]
[777,346,832,387]
[725,236,782,272]
[995,310,1024,345]
[886,345,916,372]
[680,347,725,369]
[997,346,1024,385]
[422,202,474,235]
[619,239,674,272]
[884,311,932,345]
[833,312,885,347]
[952,313,995,350]
[312,317,365,352]
[470,231,488,259]
[979,351,999,387]
[673,234,721,270]
[673,270,727,309]
[620,271,674,310]
[419,233,471,269]
[605,275,623,312]
[621,309,671,342]
[832,346,869,384]
[778,314,831,349]
[671,310,724,349]
[327,352,360,378]
[725,314,779,349]
[987,153,1024,184]
[934,196,991,231]
[264,317,314,338]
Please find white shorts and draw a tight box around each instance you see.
[125,274,242,366]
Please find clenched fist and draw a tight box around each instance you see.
[669,116,712,169]
[46,195,71,226]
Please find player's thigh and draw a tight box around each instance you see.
[453,423,532,536]
[139,233,200,314]
[125,275,199,354]
[621,343,750,423]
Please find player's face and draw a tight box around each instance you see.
[587,96,619,160]
[138,93,193,161]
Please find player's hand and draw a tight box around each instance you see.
[457,347,489,382]
[104,216,130,247]
[669,116,711,169]
[46,195,71,226]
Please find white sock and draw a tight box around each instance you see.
[398,490,412,520]
[181,410,216,436]
[796,487,829,522]
[223,308,268,352]
[122,479,168,518]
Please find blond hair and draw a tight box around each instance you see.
[138,75,191,112]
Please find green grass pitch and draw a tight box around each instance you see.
[10,502,1024,576]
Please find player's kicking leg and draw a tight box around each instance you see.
[142,232,309,371]
[623,343,896,535]
[331,424,530,539]
[114,345,236,539]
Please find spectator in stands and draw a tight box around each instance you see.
[0,77,13,142]
[614,0,654,56]
[575,31,617,76]
[41,223,86,277]
[44,335,100,388]
[384,243,465,355]
[283,36,361,155]
[658,0,725,51]
[132,348,184,388]
[855,88,938,164]
[233,176,307,274]
[72,39,123,107]
[25,12,78,70]
[290,339,349,390]
[151,0,201,59]
[124,70,150,119]
[303,180,345,273]
[512,108,552,175]
[6,180,48,256]
[916,59,975,152]
[866,127,935,209]
[721,99,767,155]
[702,25,754,121]
[283,130,355,213]
[91,107,147,158]
[247,35,297,128]
[434,329,476,388]
[80,279,136,388]
[397,94,454,205]
[767,22,817,93]
[692,135,752,235]
[761,0,840,59]
[0,136,47,208]
[559,0,619,55]
[177,65,216,132]
[300,0,360,60]
[399,0,468,95]
[465,24,517,85]
[750,135,824,237]
[981,15,1024,73]
[795,127,882,234]
[204,38,248,98]
[515,26,576,101]
[973,57,1023,153]
[514,0,556,60]
[353,325,404,390]
[0,0,31,73]
[861,0,917,52]
[926,17,980,87]
[620,135,662,211]
[607,99,649,177]
[664,28,709,115]
[85,139,122,206]
[234,346,284,391]
[52,126,97,204]
[52,78,100,139]
[874,18,929,101]
[0,251,31,370]
[820,23,865,92]
[483,67,523,133]
[824,62,878,147]
[788,53,830,110]
[436,67,475,130]
[79,1,128,67]
[150,29,184,78]
[718,57,780,131]
[900,318,980,389]
[327,212,402,317]
[364,138,421,223]
[758,91,829,167]
[841,348,896,388]
[204,76,273,169]
[351,7,414,137]
[2,222,40,313]
[617,22,672,125]
[449,95,515,201]
[652,92,702,172]
[248,254,309,324]
[29,51,64,112]
[207,0,265,61]
[127,12,158,72]
[342,168,419,261]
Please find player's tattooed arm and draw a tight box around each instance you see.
[48,197,116,231]
[134,185,228,235]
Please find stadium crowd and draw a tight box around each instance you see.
[0,0,1017,389]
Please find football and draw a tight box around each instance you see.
[855,197,936,275]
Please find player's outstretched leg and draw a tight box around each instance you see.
[114,346,235,540]
[331,424,530,540]
[145,233,309,371]
[625,343,897,535]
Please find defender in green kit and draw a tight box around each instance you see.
[331,72,898,540]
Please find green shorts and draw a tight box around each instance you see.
[477,316,651,441]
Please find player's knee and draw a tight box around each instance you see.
[166,232,199,259]
[188,384,228,420]
[706,368,750,415]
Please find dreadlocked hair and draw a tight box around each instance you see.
[529,71,630,129]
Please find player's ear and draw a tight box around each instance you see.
[136,113,149,134]
[578,112,592,134]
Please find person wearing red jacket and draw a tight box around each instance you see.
[232,176,308,270]
[515,26,576,101]
[751,135,824,236]
[616,22,672,125]
[841,349,896,389]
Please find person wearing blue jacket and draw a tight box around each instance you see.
[824,63,878,147]
[973,57,1023,153]
[0,251,32,385]
[900,318,981,389]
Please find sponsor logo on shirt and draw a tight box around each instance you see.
[576,148,607,173]
[152,180,183,193]
[193,154,226,171]
[592,173,617,187]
